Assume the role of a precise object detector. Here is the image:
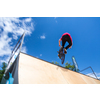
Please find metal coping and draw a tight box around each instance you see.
[20,52,100,81]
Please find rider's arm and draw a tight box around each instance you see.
[59,39,61,47]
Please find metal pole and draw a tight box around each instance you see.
[12,34,24,53]
[5,31,25,73]
[79,67,90,72]
[89,66,98,79]
[80,66,98,79]
[19,31,25,53]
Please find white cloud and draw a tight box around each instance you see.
[87,72,100,79]
[40,54,42,56]
[87,73,96,78]
[0,17,34,63]
[0,58,9,64]
[54,17,57,23]
[40,35,45,39]
[36,56,38,58]
[21,46,27,53]
[95,73,100,79]
[0,33,12,56]
[0,17,34,39]
[25,18,32,22]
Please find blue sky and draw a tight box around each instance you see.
[0,17,100,79]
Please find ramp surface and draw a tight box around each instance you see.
[17,53,100,84]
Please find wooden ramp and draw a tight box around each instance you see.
[17,52,100,84]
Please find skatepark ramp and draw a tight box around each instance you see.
[2,52,100,84]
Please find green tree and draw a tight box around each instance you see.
[65,61,75,71]
[51,61,80,72]
[51,61,79,72]
[51,61,54,64]
[51,61,60,66]
[64,61,80,72]
[0,62,7,83]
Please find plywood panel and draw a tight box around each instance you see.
[59,67,86,84]
[19,53,68,84]
[18,53,100,84]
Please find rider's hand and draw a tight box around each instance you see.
[69,46,72,49]
[59,44,61,47]
[59,39,61,47]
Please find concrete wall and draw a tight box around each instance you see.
[18,53,100,84]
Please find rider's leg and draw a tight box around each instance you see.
[58,39,66,54]
[62,35,67,54]
[62,35,72,54]
[65,40,72,50]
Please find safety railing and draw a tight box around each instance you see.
[79,66,98,79]
[5,32,25,73]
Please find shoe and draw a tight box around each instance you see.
[58,54,60,56]
[58,54,61,59]
[64,49,67,54]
